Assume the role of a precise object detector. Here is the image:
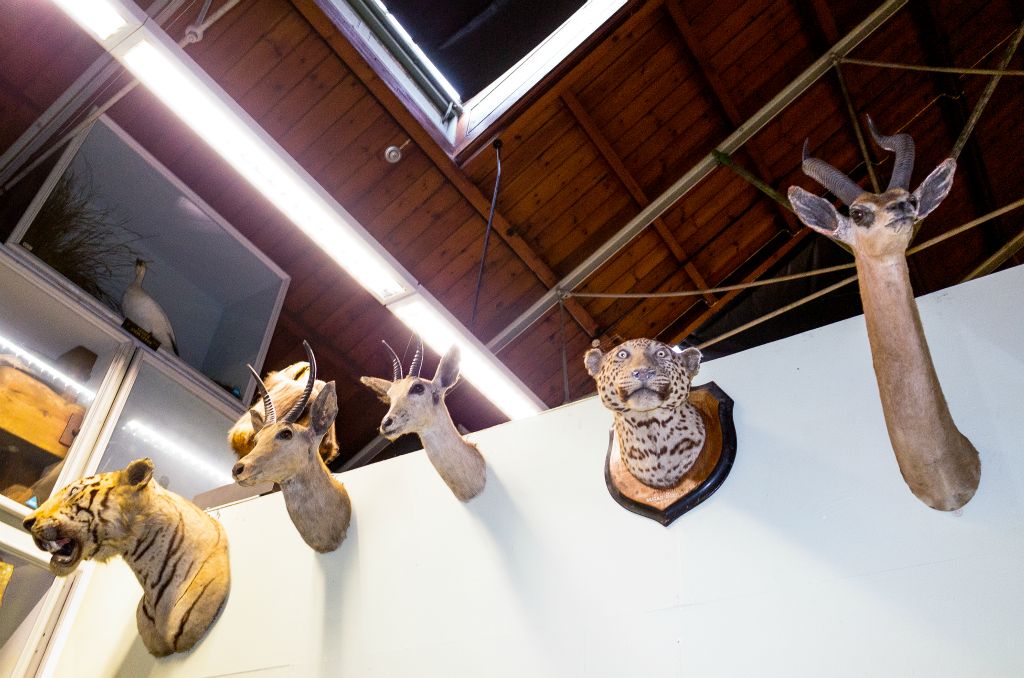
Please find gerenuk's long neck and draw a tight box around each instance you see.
[855,253,980,510]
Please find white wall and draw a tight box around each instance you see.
[38,266,1024,677]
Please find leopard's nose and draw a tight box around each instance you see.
[632,367,656,381]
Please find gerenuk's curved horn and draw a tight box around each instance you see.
[247,364,276,426]
[865,115,915,191]
[801,139,865,206]
[382,340,403,381]
[282,341,317,423]
[409,336,424,378]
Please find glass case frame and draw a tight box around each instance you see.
[5,114,289,407]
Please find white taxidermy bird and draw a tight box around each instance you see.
[122,259,179,356]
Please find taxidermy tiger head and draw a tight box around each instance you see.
[585,338,702,413]
[23,458,155,576]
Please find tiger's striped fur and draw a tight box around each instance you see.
[23,458,230,657]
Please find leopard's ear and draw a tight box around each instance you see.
[584,348,604,377]
[677,347,702,378]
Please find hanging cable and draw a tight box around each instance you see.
[470,139,502,327]
[558,296,571,403]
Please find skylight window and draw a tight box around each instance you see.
[335,0,626,152]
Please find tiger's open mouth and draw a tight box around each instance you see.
[34,535,82,571]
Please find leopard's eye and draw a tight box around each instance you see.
[655,349,668,359]
[616,349,629,359]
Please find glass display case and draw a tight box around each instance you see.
[7,116,289,404]
[0,112,288,675]
[0,524,58,678]
[0,252,132,510]
[94,354,239,502]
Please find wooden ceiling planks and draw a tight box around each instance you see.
[2,0,1023,463]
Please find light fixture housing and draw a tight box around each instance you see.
[47,0,545,420]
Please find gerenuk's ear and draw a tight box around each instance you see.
[913,158,956,220]
[788,186,851,244]
[584,348,604,377]
[360,376,392,403]
[308,381,338,441]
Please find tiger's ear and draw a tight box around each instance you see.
[123,458,154,488]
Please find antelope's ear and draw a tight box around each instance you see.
[913,158,956,220]
[309,381,338,440]
[122,458,154,488]
[250,408,266,434]
[584,348,604,377]
[677,347,702,378]
[436,345,461,391]
[788,186,851,244]
[360,376,392,403]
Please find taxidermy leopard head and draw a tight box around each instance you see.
[585,339,706,489]
[585,338,701,413]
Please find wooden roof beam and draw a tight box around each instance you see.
[291,0,600,339]
[909,1,1012,262]
[665,229,811,346]
[560,90,717,306]
[664,0,800,234]
[487,0,907,354]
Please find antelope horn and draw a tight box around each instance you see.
[801,139,865,206]
[382,340,403,381]
[282,341,317,423]
[247,364,276,425]
[409,336,424,378]
[865,115,915,191]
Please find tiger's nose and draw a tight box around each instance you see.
[632,367,656,381]
[22,516,35,531]
[232,462,245,478]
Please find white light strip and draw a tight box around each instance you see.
[0,334,94,402]
[49,0,545,420]
[50,0,129,41]
[390,296,542,418]
[124,419,233,486]
[120,40,409,302]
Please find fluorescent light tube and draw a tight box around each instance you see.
[0,334,94,401]
[120,39,409,302]
[124,419,233,486]
[49,0,547,420]
[50,0,130,41]
[389,296,543,419]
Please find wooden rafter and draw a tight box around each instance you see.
[909,1,1012,260]
[560,90,718,306]
[665,228,812,345]
[664,0,800,234]
[290,0,600,338]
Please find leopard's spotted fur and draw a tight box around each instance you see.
[585,339,705,488]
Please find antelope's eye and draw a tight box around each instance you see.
[616,349,629,359]
[850,207,866,223]
[276,429,293,440]
[409,383,425,395]
[907,195,918,209]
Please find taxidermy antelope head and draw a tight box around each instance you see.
[360,340,486,501]
[232,342,351,552]
[228,358,339,464]
[788,116,980,511]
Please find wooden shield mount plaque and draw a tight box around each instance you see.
[604,382,736,526]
